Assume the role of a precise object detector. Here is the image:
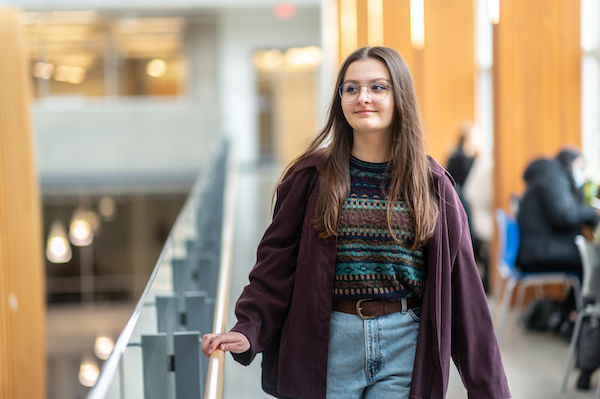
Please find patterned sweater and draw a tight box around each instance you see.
[333,156,426,300]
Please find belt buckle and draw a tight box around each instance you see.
[356,298,376,320]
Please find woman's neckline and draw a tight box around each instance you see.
[351,154,388,166]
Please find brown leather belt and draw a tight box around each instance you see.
[332,297,422,320]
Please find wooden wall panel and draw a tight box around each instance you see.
[493,0,581,212]
[339,0,358,61]
[382,0,413,72]
[419,0,474,161]
[356,0,369,48]
[0,8,46,399]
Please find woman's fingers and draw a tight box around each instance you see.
[201,332,250,357]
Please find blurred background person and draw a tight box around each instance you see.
[462,128,493,292]
[517,148,599,274]
[446,122,491,291]
[446,122,478,198]
[516,147,600,390]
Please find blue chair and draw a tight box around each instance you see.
[494,209,581,345]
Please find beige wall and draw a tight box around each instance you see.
[0,8,47,399]
[273,68,319,165]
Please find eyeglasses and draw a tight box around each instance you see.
[338,83,393,102]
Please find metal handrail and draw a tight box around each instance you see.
[87,234,174,399]
[203,139,238,399]
[86,137,233,399]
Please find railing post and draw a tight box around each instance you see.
[156,296,181,351]
[173,332,203,399]
[141,334,170,399]
[184,291,212,383]
[184,291,210,333]
[173,257,196,294]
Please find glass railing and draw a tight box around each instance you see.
[87,137,236,399]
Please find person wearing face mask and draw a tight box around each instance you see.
[517,148,600,274]
[516,148,600,390]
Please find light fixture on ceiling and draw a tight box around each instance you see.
[33,62,54,80]
[78,355,100,387]
[283,46,323,67]
[146,59,168,78]
[94,336,115,360]
[69,209,93,246]
[54,65,86,84]
[253,49,283,70]
[46,220,72,263]
[98,197,116,221]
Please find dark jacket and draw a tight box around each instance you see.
[231,150,510,399]
[446,147,474,187]
[516,158,598,272]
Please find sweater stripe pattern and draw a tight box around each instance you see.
[333,156,426,300]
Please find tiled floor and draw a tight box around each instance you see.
[224,164,600,399]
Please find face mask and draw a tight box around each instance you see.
[572,167,586,188]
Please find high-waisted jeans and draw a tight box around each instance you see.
[326,305,421,399]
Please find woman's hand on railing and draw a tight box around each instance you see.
[201,332,250,357]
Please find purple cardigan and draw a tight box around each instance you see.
[231,151,510,399]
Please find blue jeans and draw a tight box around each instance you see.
[326,305,421,399]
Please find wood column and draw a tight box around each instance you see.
[493,0,581,212]
[0,7,47,399]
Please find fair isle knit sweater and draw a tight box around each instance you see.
[333,156,426,300]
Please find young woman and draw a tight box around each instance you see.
[201,46,510,399]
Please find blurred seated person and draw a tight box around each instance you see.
[517,148,600,273]
[517,148,600,390]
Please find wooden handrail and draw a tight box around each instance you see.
[204,144,238,399]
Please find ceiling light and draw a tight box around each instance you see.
[78,356,99,387]
[33,62,54,80]
[94,336,115,360]
[98,197,116,220]
[146,59,167,78]
[46,220,72,263]
[69,209,93,246]
[283,46,323,67]
[253,50,283,70]
[54,65,86,84]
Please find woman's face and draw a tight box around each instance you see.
[340,58,395,139]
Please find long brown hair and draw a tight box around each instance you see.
[278,46,438,249]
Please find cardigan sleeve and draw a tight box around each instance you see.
[230,165,314,366]
[450,223,511,398]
